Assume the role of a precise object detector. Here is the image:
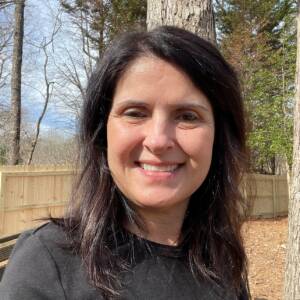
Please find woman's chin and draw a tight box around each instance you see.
[130,195,189,214]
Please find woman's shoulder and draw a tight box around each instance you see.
[7,222,71,265]
[0,222,69,299]
[21,221,69,249]
[0,222,100,300]
[19,221,66,242]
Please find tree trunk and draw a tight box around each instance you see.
[147,0,216,44]
[9,0,25,165]
[27,46,52,165]
[284,0,300,299]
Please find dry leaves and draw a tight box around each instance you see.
[242,217,288,300]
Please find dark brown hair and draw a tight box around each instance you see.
[57,26,249,299]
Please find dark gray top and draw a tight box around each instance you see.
[0,222,248,300]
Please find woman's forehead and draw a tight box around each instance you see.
[111,56,212,111]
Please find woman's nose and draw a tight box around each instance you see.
[142,118,175,154]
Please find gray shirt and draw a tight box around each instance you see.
[0,222,248,300]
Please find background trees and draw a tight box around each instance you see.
[284,0,300,297]
[215,0,297,174]
[0,0,297,175]
[0,0,147,164]
[58,0,146,115]
[61,0,146,59]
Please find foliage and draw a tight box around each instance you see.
[215,0,297,173]
[60,0,147,58]
[0,144,7,165]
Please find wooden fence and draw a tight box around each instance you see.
[242,173,289,218]
[0,165,75,237]
[0,165,290,237]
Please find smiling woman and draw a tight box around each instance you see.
[107,56,215,238]
[0,26,250,300]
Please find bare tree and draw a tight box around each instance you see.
[0,6,13,153]
[27,11,62,164]
[0,0,14,10]
[55,0,146,118]
[284,0,300,298]
[147,0,216,44]
[26,46,53,165]
[9,0,25,165]
[0,18,13,90]
[29,131,77,165]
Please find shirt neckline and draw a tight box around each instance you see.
[120,228,185,259]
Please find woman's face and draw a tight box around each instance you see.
[107,56,214,214]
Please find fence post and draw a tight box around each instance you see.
[272,176,277,218]
[0,170,5,235]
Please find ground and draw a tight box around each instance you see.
[243,217,288,300]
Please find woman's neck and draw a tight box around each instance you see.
[125,204,188,246]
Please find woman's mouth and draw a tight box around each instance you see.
[139,163,180,172]
[135,161,184,178]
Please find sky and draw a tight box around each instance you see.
[1,0,87,138]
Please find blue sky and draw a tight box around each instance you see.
[1,0,84,137]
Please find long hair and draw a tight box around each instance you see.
[57,26,249,299]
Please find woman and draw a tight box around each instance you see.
[1,26,250,299]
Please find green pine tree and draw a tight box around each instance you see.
[215,0,297,173]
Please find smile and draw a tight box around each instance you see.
[139,163,181,172]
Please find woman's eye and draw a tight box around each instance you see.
[177,112,199,122]
[123,109,147,118]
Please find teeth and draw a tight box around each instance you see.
[140,163,179,172]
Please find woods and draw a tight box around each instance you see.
[1,0,296,173]
[284,0,300,298]
[216,0,296,174]
[0,0,299,298]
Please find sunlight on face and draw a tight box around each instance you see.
[107,56,215,215]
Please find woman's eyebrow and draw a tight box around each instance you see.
[113,99,210,112]
[113,99,148,107]
[171,102,210,112]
